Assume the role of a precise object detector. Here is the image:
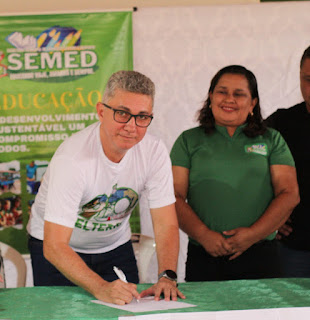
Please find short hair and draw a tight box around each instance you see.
[197,65,266,138]
[102,70,155,105]
[300,46,310,69]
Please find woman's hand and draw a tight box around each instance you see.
[276,218,293,240]
[201,229,233,257]
[223,227,257,260]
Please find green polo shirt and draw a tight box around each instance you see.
[170,125,295,242]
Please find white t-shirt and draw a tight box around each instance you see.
[27,122,175,254]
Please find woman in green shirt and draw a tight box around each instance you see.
[171,65,300,281]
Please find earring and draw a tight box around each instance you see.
[250,112,254,116]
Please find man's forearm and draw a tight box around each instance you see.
[44,242,106,298]
[150,204,180,274]
[154,224,179,273]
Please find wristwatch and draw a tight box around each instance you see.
[158,270,177,282]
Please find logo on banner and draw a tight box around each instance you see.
[2,26,99,82]
[0,51,8,78]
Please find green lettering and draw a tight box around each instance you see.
[98,223,106,231]
[92,222,99,231]
[75,218,83,228]
[83,220,91,231]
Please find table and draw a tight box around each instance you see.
[1,278,310,320]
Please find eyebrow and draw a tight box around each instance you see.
[216,86,247,92]
[116,105,151,115]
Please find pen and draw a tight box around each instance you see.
[113,266,139,303]
[113,266,128,283]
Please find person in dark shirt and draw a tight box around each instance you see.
[265,46,310,277]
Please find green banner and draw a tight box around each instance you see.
[0,11,133,253]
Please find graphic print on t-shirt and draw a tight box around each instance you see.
[74,184,138,232]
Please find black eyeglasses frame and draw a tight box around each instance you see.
[102,103,153,128]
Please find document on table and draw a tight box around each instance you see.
[91,296,196,313]
[117,307,310,320]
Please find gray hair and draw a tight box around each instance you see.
[102,70,155,105]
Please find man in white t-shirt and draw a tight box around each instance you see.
[27,70,185,305]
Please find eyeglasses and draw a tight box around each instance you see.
[102,103,153,128]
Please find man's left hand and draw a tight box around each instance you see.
[139,277,186,301]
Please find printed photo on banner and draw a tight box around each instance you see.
[0,160,22,230]
[0,161,20,195]
[26,160,48,195]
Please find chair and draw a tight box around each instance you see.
[0,241,27,288]
[131,233,156,283]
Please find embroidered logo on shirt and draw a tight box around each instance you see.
[245,143,268,156]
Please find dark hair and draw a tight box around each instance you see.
[300,46,310,69]
[197,65,266,137]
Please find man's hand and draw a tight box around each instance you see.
[96,280,140,305]
[201,229,233,257]
[44,221,140,306]
[223,227,258,260]
[139,277,185,301]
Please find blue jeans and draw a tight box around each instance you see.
[29,236,139,286]
[278,242,310,278]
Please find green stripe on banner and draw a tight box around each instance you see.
[0,11,133,253]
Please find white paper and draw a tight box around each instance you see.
[118,307,310,320]
[91,296,196,313]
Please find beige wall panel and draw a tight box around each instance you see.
[1,0,259,15]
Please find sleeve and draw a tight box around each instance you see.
[144,139,176,209]
[170,132,191,169]
[44,155,85,228]
[268,129,295,167]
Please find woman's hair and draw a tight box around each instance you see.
[197,65,266,137]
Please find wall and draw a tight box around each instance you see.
[131,2,309,150]
[1,0,259,14]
